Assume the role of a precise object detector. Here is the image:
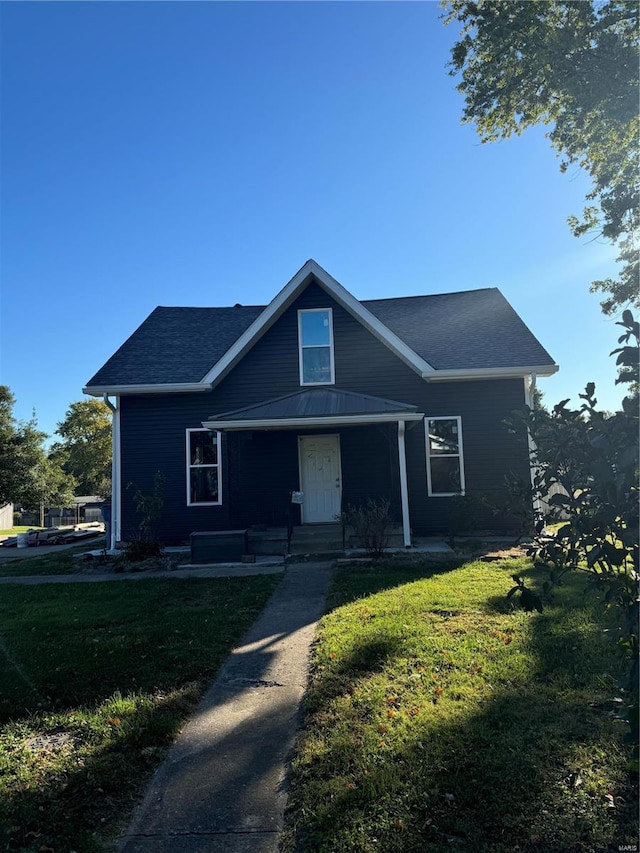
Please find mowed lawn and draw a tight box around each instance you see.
[0,544,96,578]
[0,574,281,852]
[282,558,638,853]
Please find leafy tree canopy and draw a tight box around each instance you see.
[50,399,112,497]
[0,386,75,510]
[443,0,639,314]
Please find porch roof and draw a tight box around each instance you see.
[202,388,424,431]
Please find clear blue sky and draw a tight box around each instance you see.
[0,1,624,441]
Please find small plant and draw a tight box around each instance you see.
[125,471,165,560]
[340,498,393,558]
[123,536,162,562]
[446,494,482,548]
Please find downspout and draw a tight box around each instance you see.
[397,420,412,548]
[103,395,121,552]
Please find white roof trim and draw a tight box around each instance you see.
[83,382,210,396]
[423,364,559,381]
[202,411,425,431]
[199,259,435,387]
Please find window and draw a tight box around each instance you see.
[425,417,465,496]
[298,308,335,385]
[186,429,222,505]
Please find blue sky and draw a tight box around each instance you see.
[0,1,624,441]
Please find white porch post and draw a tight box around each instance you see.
[397,420,412,548]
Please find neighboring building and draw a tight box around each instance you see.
[0,503,14,529]
[84,260,557,548]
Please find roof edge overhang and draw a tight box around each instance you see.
[422,364,559,382]
[83,382,211,396]
[199,259,435,387]
[202,411,425,431]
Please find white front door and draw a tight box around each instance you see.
[299,434,342,523]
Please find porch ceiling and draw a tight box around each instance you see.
[202,388,424,431]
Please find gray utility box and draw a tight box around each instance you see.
[190,530,248,564]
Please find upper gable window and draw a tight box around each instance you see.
[298,308,335,385]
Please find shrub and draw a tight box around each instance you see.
[341,498,393,558]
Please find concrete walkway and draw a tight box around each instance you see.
[117,560,334,853]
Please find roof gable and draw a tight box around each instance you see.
[199,259,435,387]
[84,259,558,394]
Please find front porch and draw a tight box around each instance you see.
[186,523,454,563]
[203,387,426,549]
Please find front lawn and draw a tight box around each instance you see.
[0,543,99,577]
[0,574,280,851]
[282,557,638,852]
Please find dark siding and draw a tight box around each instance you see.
[118,276,530,541]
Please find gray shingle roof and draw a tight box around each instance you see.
[211,389,418,421]
[86,305,263,386]
[85,285,555,388]
[362,289,554,370]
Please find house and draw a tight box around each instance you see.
[83,260,557,551]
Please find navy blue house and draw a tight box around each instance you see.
[84,260,558,549]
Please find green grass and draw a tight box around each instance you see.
[0,574,281,851]
[282,557,638,853]
[0,543,100,577]
[0,527,43,536]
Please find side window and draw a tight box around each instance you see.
[425,417,465,496]
[186,429,222,506]
[298,308,335,385]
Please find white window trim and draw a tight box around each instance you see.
[186,428,222,506]
[425,416,466,497]
[298,307,335,386]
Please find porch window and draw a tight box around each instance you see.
[186,429,222,505]
[298,308,335,385]
[425,417,465,496]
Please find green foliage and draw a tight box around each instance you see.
[126,471,166,550]
[50,398,112,497]
[514,311,639,767]
[443,0,639,315]
[0,386,75,511]
[340,498,393,557]
[123,537,162,562]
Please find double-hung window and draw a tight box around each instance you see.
[298,308,335,385]
[425,417,465,496]
[186,429,222,505]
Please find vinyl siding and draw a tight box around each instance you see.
[118,277,530,541]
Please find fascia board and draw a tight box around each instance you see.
[423,364,559,381]
[199,259,435,387]
[199,260,319,386]
[83,383,210,396]
[202,411,425,431]
[308,262,435,375]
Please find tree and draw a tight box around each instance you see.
[50,399,112,497]
[443,0,639,315]
[0,385,75,514]
[511,312,639,767]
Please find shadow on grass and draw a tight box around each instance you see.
[0,573,292,851]
[285,568,638,853]
[0,687,201,853]
[325,558,465,612]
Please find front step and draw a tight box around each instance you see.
[289,524,406,554]
[289,524,344,554]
